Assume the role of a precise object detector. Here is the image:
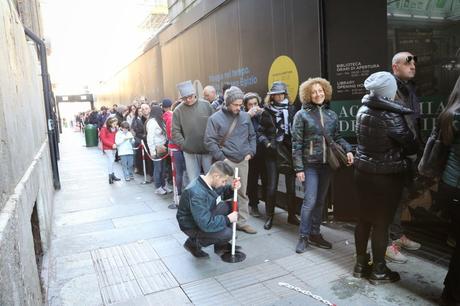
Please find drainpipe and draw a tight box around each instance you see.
[24,27,61,190]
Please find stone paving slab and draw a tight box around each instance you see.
[55,202,153,227]
[216,262,289,291]
[51,252,95,282]
[182,278,238,306]
[112,210,176,228]
[54,219,115,239]
[111,288,192,306]
[51,218,179,257]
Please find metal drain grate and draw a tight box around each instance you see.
[91,240,178,305]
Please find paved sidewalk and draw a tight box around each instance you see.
[47,130,448,306]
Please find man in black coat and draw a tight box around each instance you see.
[386,52,423,264]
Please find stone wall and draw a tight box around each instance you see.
[0,0,54,305]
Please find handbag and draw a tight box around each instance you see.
[311,110,348,170]
[267,114,295,174]
[418,125,448,178]
[275,140,295,174]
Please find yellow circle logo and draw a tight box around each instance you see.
[268,55,299,102]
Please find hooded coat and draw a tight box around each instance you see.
[354,94,418,174]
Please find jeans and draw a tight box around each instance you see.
[354,170,404,263]
[153,159,165,188]
[120,154,134,179]
[183,152,212,182]
[224,159,250,227]
[105,149,116,174]
[299,164,332,236]
[182,201,232,247]
[171,150,186,195]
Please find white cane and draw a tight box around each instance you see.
[221,167,246,263]
[231,167,238,256]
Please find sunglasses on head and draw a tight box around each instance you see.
[406,55,417,63]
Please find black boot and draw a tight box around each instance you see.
[264,216,274,230]
[183,238,209,258]
[109,174,113,184]
[296,235,308,253]
[287,214,300,225]
[353,253,372,278]
[369,262,400,285]
[308,234,332,249]
[264,200,275,230]
[111,173,121,181]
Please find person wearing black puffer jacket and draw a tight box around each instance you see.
[354,71,418,285]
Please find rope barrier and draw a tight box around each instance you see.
[139,140,170,161]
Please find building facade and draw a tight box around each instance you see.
[0,0,55,304]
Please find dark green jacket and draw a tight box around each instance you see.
[442,113,460,188]
[291,103,352,172]
[172,99,214,154]
[176,176,233,232]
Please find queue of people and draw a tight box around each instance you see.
[89,51,459,305]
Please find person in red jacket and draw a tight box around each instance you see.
[162,98,186,198]
[99,116,121,184]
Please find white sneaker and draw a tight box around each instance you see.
[394,235,421,251]
[155,187,167,195]
[385,243,407,264]
[162,185,173,193]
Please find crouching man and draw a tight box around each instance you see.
[176,161,240,258]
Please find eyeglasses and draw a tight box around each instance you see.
[406,55,417,63]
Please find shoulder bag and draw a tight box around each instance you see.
[311,110,348,171]
[418,124,449,178]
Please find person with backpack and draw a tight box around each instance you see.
[147,105,172,195]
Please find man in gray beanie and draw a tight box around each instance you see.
[172,80,214,182]
[204,86,258,234]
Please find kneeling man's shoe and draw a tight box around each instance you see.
[214,243,241,254]
[184,238,209,258]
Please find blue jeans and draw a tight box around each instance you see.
[153,159,165,188]
[299,164,332,236]
[172,150,186,195]
[120,155,134,178]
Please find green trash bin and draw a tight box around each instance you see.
[84,124,98,147]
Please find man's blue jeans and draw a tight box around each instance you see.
[172,150,186,195]
[183,152,212,182]
[299,164,332,237]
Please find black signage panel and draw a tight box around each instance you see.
[325,0,388,101]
